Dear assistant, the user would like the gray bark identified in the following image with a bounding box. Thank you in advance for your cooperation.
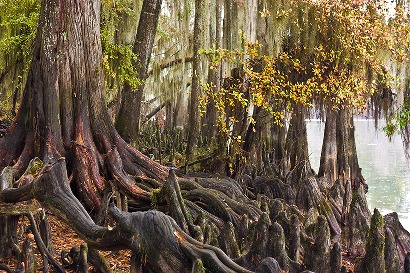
[116,0,163,143]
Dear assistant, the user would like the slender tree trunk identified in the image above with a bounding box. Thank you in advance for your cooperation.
[116,0,162,143]
[203,0,221,140]
[223,0,231,51]
[186,0,204,163]
[270,120,287,176]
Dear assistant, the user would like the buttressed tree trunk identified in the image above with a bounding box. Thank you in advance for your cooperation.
[0,0,167,209]
[116,0,162,143]
[0,1,275,272]
[336,108,361,182]
[319,107,363,190]
[285,104,313,185]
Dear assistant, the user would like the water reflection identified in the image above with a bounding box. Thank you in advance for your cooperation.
[306,119,410,230]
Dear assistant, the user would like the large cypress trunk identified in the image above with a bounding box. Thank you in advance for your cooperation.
[336,109,361,183]
[0,0,168,210]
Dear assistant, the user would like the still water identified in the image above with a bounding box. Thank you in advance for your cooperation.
[307,119,410,231]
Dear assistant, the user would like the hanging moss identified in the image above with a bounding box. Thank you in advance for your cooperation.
[0,0,40,115]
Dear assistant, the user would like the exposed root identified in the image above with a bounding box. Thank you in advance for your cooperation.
[115,136,168,181]
[176,228,253,273]
[165,170,194,233]
[10,132,35,181]
[106,147,151,202]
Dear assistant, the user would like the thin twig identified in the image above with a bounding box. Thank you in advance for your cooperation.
[26,212,66,273]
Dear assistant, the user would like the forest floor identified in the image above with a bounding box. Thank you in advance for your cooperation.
[0,212,131,272]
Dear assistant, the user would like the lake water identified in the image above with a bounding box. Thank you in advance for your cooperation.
[307,119,410,231]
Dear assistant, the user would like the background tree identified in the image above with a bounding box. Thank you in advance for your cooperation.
[115,0,163,143]
[186,0,205,165]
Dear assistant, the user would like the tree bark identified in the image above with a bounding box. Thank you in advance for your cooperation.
[285,105,313,185]
[202,0,221,140]
[318,108,337,185]
[115,0,163,143]
[186,0,205,163]
[336,109,360,182]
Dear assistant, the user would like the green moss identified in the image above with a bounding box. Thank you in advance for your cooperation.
[192,259,206,273]
[361,208,386,273]
[367,208,385,254]
[319,200,332,216]
[150,186,165,208]
[24,157,44,176]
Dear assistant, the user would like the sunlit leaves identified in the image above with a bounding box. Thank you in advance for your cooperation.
[384,106,410,140]
[200,0,409,145]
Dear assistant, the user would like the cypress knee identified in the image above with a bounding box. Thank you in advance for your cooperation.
[289,214,301,262]
[330,242,342,273]
[356,208,385,273]
[405,252,410,273]
[270,222,289,271]
[384,228,400,273]
[305,215,331,273]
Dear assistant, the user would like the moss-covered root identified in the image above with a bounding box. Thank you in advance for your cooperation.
[355,208,385,273]
[384,228,401,273]
[305,215,331,273]
[88,247,112,273]
[165,170,194,234]
[77,243,88,273]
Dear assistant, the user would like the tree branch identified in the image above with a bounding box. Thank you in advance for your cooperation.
[147,56,194,77]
